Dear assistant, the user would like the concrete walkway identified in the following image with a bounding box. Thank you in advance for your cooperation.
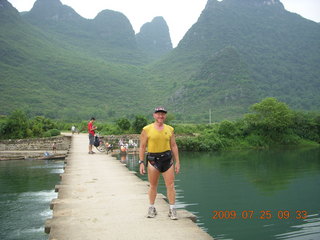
[46,133,213,240]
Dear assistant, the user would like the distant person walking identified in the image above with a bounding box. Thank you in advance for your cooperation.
[139,107,180,220]
[88,117,97,154]
[71,125,76,134]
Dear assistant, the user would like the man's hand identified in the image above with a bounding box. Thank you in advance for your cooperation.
[175,162,180,174]
[140,164,146,175]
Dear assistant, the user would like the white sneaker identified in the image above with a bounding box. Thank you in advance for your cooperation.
[168,208,178,220]
[147,206,157,218]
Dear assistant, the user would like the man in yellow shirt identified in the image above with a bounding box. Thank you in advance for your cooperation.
[139,107,180,220]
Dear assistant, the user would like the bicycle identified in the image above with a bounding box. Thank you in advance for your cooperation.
[94,133,114,153]
[94,133,106,152]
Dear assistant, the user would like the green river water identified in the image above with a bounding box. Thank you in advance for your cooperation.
[122,147,320,240]
[0,160,64,240]
[0,147,319,240]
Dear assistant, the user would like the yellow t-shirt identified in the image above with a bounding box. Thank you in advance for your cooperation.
[143,123,174,153]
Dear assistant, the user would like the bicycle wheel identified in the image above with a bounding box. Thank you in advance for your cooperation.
[96,144,106,152]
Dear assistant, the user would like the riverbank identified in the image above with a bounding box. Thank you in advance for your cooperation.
[46,133,213,240]
[175,133,320,152]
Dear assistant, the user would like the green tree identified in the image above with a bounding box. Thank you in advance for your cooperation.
[116,118,131,132]
[1,110,31,139]
[218,120,237,138]
[165,113,175,125]
[245,97,293,140]
[291,112,320,143]
[132,115,148,133]
[32,116,56,131]
[30,116,57,137]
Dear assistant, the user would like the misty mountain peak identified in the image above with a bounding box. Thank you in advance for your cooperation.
[35,0,62,6]
[0,0,14,9]
[94,9,132,26]
[27,0,82,21]
[93,9,136,48]
[136,16,172,58]
[0,0,20,22]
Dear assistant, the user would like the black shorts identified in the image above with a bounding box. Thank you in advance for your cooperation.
[147,150,173,173]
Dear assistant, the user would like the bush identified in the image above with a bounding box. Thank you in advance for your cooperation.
[291,112,320,143]
[176,137,201,151]
[173,124,203,135]
[176,134,226,152]
[245,134,268,148]
[218,120,237,137]
[132,115,148,133]
[100,123,122,135]
[1,110,30,139]
[44,129,60,137]
[116,118,131,132]
[43,131,52,137]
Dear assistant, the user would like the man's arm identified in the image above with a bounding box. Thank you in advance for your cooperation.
[139,130,148,175]
[170,133,180,174]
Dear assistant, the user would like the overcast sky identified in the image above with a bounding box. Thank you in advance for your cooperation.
[7,0,320,47]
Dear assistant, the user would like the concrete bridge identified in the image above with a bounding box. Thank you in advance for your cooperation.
[45,133,213,240]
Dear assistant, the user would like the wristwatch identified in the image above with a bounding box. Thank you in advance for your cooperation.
[139,160,144,164]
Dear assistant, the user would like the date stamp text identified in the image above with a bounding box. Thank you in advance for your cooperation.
[212,210,308,220]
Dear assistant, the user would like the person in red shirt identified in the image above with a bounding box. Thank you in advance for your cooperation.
[88,117,97,154]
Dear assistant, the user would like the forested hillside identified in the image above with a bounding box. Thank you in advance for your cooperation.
[1,0,319,122]
[151,0,320,121]
[0,0,155,120]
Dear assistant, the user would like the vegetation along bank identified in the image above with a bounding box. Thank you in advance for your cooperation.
[1,98,319,151]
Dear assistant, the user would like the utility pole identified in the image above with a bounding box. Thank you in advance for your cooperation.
[209,109,211,124]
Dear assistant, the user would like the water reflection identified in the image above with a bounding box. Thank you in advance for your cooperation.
[115,147,320,240]
[118,152,139,169]
[184,147,320,194]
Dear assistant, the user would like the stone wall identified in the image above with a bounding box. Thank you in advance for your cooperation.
[104,134,139,143]
[0,135,71,152]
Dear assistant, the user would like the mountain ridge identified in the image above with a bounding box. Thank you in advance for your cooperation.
[152,0,320,120]
[1,0,319,122]
[0,0,156,120]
